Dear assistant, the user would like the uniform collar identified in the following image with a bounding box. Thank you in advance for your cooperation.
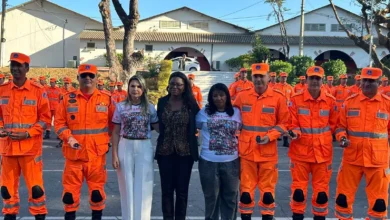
[359,92,382,101]
[303,89,326,101]
[75,88,99,97]
[11,79,31,90]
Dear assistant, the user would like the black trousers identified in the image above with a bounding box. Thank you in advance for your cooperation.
[157,153,194,220]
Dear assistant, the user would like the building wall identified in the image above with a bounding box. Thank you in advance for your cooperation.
[135,9,247,34]
[0,0,102,67]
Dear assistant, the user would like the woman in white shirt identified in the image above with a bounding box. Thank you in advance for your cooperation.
[111,75,159,220]
[196,83,242,220]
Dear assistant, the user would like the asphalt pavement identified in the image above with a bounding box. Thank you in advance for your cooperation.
[0,131,388,220]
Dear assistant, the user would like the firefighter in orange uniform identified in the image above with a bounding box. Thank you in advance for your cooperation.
[108,82,116,94]
[332,74,351,110]
[230,68,254,100]
[274,72,294,100]
[269,72,277,88]
[234,63,290,220]
[97,80,104,91]
[39,76,49,90]
[334,67,390,220]
[0,74,5,85]
[294,76,307,93]
[45,78,62,139]
[188,73,203,108]
[61,78,76,96]
[378,77,388,94]
[348,75,361,95]
[323,76,334,94]
[0,52,50,220]
[39,76,51,139]
[229,72,240,90]
[55,64,115,220]
[112,82,127,103]
[288,66,338,220]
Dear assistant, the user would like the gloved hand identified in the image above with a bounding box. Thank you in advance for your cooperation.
[68,136,80,149]
[339,136,350,148]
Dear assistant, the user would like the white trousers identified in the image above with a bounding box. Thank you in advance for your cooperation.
[117,138,154,220]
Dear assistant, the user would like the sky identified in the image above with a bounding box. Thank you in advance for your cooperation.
[8,0,362,30]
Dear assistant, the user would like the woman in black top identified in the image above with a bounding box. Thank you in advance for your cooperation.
[155,71,200,220]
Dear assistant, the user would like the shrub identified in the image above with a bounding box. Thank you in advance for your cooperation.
[288,55,315,77]
[321,59,347,79]
[147,60,172,105]
[270,60,294,84]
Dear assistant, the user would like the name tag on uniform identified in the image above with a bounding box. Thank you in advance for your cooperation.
[23,99,37,106]
[262,106,275,114]
[96,105,108,112]
[298,108,310,115]
[347,109,360,117]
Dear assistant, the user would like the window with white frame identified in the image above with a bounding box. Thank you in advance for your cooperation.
[159,20,181,29]
[331,24,353,32]
[188,22,209,30]
[86,42,95,51]
[305,23,326,31]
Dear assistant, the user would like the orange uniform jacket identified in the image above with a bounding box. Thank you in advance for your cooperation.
[273,82,294,100]
[230,80,254,100]
[322,84,334,95]
[268,82,277,88]
[379,86,390,96]
[294,83,307,94]
[55,89,115,162]
[228,81,238,90]
[348,85,361,95]
[192,84,203,108]
[0,80,51,156]
[335,92,390,168]
[112,90,127,103]
[47,86,62,111]
[61,87,76,96]
[288,90,338,163]
[233,87,290,162]
[332,85,351,107]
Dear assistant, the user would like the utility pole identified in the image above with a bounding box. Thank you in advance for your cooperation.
[368,0,374,67]
[298,0,305,56]
[0,0,7,67]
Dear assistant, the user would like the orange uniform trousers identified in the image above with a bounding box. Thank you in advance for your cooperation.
[62,155,107,212]
[335,162,389,220]
[290,160,332,216]
[239,158,278,216]
[1,155,47,215]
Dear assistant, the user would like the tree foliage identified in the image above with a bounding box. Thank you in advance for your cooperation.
[321,59,347,79]
[270,60,294,84]
[288,55,315,77]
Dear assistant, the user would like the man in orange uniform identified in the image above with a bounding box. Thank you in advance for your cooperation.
[234,63,290,220]
[230,68,254,100]
[229,72,240,90]
[97,80,104,91]
[378,77,388,94]
[45,78,62,139]
[0,52,50,220]
[269,72,277,88]
[294,76,307,93]
[188,73,203,108]
[112,82,127,103]
[61,78,76,95]
[348,75,361,95]
[55,64,115,220]
[332,74,351,110]
[322,76,334,94]
[288,66,338,220]
[0,74,5,85]
[108,82,116,94]
[334,67,390,220]
[39,76,51,139]
[39,76,49,90]
[274,72,294,100]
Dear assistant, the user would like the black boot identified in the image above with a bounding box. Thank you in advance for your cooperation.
[64,211,76,220]
[292,213,304,220]
[262,214,274,220]
[241,214,252,220]
[92,210,103,220]
[313,216,326,220]
[35,214,46,220]
[4,214,16,220]
[43,130,50,139]
[283,136,289,147]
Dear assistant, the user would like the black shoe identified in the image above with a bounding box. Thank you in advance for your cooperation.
[292,213,304,220]
[43,131,50,139]
[35,214,46,220]
[4,214,16,220]
[313,216,326,220]
[283,136,289,147]
[241,214,252,220]
[92,210,103,220]
[56,140,63,148]
[262,214,274,220]
[64,211,76,220]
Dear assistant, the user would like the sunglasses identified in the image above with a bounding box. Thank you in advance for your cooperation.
[80,73,96,79]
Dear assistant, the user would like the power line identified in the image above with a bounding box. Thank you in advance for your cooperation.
[218,0,264,19]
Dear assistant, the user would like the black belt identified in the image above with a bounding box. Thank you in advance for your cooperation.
[122,136,148,140]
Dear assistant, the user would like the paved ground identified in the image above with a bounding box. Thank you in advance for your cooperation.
[0,131,388,219]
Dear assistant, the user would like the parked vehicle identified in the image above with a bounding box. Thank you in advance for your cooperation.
[170,56,200,71]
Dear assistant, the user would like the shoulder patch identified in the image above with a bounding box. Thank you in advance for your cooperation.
[345,93,359,101]
[69,93,76,98]
[100,90,112,97]
[272,88,284,96]
[381,93,390,100]
[291,91,304,98]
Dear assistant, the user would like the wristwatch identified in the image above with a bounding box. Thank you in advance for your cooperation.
[25,131,31,139]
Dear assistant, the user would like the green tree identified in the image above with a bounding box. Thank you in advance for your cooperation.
[251,35,270,63]
[288,55,315,77]
[148,60,173,104]
[321,59,347,79]
[270,60,294,84]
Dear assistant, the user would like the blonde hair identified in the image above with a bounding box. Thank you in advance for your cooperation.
[124,75,150,115]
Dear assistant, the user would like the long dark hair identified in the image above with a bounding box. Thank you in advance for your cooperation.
[206,83,234,116]
[168,71,198,109]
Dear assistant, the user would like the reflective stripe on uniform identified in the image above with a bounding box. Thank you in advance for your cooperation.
[67,107,78,113]
[28,200,46,207]
[320,109,329,116]
[72,127,108,135]
[4,123,32,129]
[377,112,389,120]
[347,110,359,117]
[274,125,285,134]
[0,99,9,105]
[259,206,275,212]
[347,130,388,139]
[57,126,68,135]
[4,202,20,208]
[96,106,108,112]
[312,206,327,213]
[35,155,42,163]
[262,107,275,114]
[335,128,346,135]
[369,215,386,220]
[239,205,254,212]
[298,108,310,115]
[335,211,353,219]
[242,125,272,132]
[242,105,252,112]
[37,120,47,130]
[301,126,330,134]
[89,200,105,207]
[385,168,390,175]
[23,99,37,106]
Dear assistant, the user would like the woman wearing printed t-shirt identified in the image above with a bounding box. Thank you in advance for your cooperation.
[111,75,159,220]
[196,83,242,220]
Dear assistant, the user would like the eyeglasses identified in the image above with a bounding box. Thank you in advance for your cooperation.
[169,83,184,88]
[80,73,96,79]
